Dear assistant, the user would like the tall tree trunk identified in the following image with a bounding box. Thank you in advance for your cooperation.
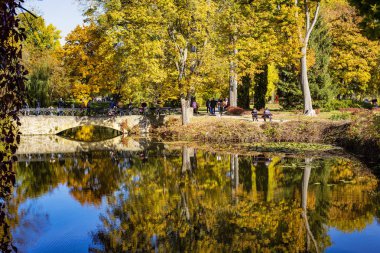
[229,65,238,107]
[230,154,235,196]
[301,46,314,115]
[234,154,239,203]
[251,164,258,201]
[266,159,275,202]
[229,39,238,107]
[180,95,191,125]
[296,0,320,116]
[234,154,239,190]
[230,154,239,203]
[190,148,197,172]
[181,146,192,221]
[238,75,251,109]
[177,45,191,125]
[254,65,269,110]
[302,158,320,253]
[181,190,190,221]
[182,145,191,174]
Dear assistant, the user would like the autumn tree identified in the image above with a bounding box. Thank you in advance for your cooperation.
[19,13,69,106]
[323,0,380,97]
[164,0,216,124]
[95,0,171,104]
[216,0,299,109]
[215,0,241,107]
[63,24,105,103]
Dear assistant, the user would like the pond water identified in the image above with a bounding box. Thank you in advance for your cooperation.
[57,126,122,142]
[2,136,380,252]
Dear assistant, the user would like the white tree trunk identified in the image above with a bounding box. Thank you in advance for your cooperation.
[234,154,239,190]
[302,158,319,253]
[229,36,238,107]
[301,46,314,115]
[301,158,311,211]
[229,60,238,107]
[181,95,191,125]
[230,154,239,203]
[296,0,320,116]
[182,145,191,173]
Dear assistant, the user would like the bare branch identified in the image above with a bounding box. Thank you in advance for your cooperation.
[304,0,310,31]
[305,1,320,45]
[16,4,38,18]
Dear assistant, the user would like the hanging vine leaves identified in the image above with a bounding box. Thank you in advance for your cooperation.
[0,0,27,252]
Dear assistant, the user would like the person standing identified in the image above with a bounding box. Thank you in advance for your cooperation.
[192,100,198,114]
[71,103,75,116]
[224,98,229,110]
[128,101,133,115]
[210,98,217,115]
[87,98,92,116]
[57,98,64,116]
[206,99,211,114]
[24,102,30,116]
[141,101,148,115]
[217,98,221,114]
[36,100,41,116]
[218,98,225,116]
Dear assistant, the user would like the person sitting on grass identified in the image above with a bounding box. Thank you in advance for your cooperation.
[251,108,258,121]
[263,108,272,122]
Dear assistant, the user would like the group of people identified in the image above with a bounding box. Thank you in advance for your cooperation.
[364,98,379,108]
[205,98,229,115]
[195,97,273,121]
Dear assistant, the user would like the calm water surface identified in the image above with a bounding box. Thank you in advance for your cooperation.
[4,136,380,252]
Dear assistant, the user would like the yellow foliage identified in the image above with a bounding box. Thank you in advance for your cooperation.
[323,0,380,94]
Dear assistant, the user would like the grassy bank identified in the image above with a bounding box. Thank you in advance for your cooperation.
[153,112,380,166]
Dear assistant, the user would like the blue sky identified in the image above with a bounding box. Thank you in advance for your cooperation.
[25,0,85,44]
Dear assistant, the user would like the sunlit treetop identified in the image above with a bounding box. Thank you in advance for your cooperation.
[18,13,61,50]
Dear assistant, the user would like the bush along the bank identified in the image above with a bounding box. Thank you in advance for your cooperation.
[325,113,380,164]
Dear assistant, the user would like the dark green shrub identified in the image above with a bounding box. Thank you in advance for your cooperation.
[322,99,373,111]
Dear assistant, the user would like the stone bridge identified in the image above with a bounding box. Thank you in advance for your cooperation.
[19,115,151,135]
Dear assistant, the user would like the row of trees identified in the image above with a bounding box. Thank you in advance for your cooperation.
[21,0,380,123]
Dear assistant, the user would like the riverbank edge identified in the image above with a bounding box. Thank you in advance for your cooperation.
[152,117,380,167]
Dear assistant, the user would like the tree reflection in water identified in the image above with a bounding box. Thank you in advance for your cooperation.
[0,144,379,252]
[88,146,379,253]
[0,141,19,253]
[15,151,133,206]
